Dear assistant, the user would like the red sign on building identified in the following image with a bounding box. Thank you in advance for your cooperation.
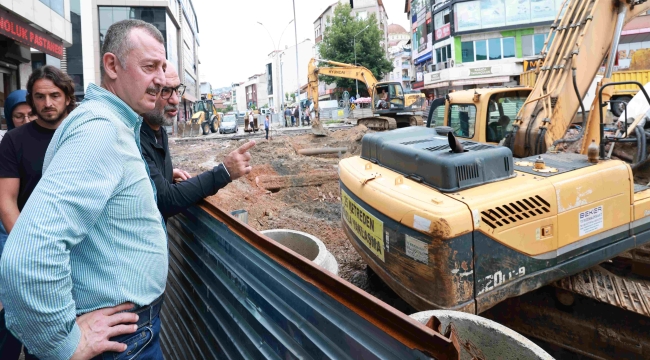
[0,9,64,59]
[435,24,451,41]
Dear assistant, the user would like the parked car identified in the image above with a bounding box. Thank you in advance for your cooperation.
[219,114,239,134]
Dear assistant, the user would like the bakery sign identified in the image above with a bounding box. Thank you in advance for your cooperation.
[0,10,64,59]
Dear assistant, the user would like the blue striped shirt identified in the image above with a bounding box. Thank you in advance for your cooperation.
[0,84,168,360]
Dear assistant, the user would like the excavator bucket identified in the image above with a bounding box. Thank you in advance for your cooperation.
[177,121,200,138]
[312,116,329,136]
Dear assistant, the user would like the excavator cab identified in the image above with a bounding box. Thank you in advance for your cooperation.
[426,88,530,143]
[373,83,405,111]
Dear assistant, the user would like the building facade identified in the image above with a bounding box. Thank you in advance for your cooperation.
[266,39,313,111]
[405,0,565,97]
[0,0,73,128]
[76,0,200,127]
[313,0,390,100]
[387,24,411,89]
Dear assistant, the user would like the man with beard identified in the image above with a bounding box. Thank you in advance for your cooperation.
[0,65,75,360]
[0,66,75,236]
[141,62,255,221]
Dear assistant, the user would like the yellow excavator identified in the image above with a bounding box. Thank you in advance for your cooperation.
[339,0,650,357]
[307,58,426,135]
[186,94,222,136]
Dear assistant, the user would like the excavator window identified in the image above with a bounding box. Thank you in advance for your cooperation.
[449,104,476,138]
[485,91,528,143]
[194,101,207,113]
[375,84,405,110]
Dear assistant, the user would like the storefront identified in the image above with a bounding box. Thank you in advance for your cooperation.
[423,61,522,96]
[0,8,64,128]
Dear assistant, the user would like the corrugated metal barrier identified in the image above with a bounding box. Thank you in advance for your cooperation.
[160,202,459,359]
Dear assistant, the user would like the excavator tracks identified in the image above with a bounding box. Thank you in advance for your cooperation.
[358,116,397,131]
[554,264,650,317]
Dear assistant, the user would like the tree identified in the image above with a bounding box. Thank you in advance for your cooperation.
[317,4,393,97]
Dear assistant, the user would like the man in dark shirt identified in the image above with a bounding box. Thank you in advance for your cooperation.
[0,66,75,359]
[141,62,255,221]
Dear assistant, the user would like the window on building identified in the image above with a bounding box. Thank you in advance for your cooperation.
[39,0,64,16]
[99,7,168,54]
[475,40,487,61]
[488,38,501,60]
[503,37,515,58]
[449,104,477,138]
[434,8,450,30]
[462,41,475,63]
[522,34,549,57]
[534,34,546,55]
[435,45,452,65]
[357,11,368,20]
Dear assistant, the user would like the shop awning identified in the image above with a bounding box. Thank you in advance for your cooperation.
[415,52,432,65]
[422,82,450,89]
[451,76,512,86]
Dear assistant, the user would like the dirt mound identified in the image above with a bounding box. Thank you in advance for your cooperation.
[331,124,371,142]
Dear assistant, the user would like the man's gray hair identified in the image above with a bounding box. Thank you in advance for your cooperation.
[100,19,165,79]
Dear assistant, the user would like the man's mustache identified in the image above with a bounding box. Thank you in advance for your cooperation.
[147,85,162,96]
[164,105,178,113]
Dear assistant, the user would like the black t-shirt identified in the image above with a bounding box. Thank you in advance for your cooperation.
[0,121,56,211]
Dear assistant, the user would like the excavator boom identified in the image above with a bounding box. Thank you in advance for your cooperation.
[511,0,650,158]
[308,59,378,135]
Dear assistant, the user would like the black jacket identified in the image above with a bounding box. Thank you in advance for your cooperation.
[140,123,231,221]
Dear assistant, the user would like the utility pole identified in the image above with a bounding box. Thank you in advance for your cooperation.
[292,0,300,109]
[354,25,370,98]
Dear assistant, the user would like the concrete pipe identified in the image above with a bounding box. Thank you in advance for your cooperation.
[410,310,553,360]
[297,147,348,156]
[261,229,338,276]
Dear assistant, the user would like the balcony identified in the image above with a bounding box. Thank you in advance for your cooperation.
[402,76,411,81]
[402,63,411,69]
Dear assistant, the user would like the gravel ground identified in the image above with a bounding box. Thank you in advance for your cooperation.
[168,126,417,314]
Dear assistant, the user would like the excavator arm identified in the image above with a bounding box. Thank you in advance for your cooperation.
[308,58,379,135]
[510,0,650,158]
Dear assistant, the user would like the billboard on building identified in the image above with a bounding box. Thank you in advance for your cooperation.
[455,0,566,32]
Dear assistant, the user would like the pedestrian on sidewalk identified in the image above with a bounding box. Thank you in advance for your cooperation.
[141,61,254,222]
[249,111,256,132]
[0,19,169,360]
[0,66,75,360]
[264,114,270,140]
[304,107,311,126]
[284,107,291,127]
[293,106,299,127]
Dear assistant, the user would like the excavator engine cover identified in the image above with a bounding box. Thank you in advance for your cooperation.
[361,127,515,192]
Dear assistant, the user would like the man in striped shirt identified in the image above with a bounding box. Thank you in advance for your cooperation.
[0,20,170,360]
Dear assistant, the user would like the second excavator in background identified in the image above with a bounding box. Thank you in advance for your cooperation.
[307,58,426,135]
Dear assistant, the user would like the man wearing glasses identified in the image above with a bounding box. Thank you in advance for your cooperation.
[141,62,255,222]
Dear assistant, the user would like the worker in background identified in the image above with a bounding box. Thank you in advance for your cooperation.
[264,114,270,140]
[0,66,76,360]
[0,20,169,359]
[284,106,291,127]
[141,61,255,222]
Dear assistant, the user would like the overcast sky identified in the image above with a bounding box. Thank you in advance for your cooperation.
[194,0,410,89]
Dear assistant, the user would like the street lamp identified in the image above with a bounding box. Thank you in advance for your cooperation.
[354,25,370,98]
[258,20,294,114]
